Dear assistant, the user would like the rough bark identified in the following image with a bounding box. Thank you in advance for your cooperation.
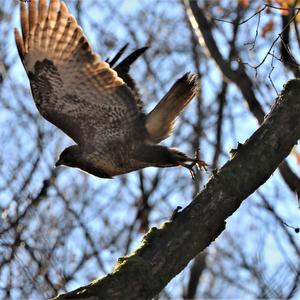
[53,79,300,300]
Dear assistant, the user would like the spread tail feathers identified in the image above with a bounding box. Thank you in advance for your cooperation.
[146,73,200,143]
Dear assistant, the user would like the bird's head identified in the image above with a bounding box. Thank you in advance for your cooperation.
[55,145,111,178]
[55,145,82,168]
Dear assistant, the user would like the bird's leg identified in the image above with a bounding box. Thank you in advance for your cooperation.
[180,149,208,180]
[133,145,207,180]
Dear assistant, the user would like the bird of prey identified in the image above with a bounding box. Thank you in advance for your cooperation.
[15,0,207,179]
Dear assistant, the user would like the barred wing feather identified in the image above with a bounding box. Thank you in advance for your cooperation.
[14,0,141,146]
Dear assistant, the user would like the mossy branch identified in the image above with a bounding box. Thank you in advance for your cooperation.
[53,80,300,300]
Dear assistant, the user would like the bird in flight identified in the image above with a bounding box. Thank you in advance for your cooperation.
[15,0,207,179]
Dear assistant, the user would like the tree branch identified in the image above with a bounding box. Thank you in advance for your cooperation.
[53,80,300,299]
[183,252,207,299]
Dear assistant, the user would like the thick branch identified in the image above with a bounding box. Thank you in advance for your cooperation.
[53,80,300,299]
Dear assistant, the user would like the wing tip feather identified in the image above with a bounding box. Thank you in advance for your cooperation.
[29,0,37,31]
[16,0,125,91]
[20,0,28,38]
[14,27,25,60]
[60,1,69,14]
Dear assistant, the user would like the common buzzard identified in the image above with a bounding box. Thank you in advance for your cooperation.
[15,0,207,179]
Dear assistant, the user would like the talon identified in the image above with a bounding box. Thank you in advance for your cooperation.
[179,149,208,179]
[196,160,208,171]
[194,149,208,171]
[189,168,196,180]
[184,163,197,180]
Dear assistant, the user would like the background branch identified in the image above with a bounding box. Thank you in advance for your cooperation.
[184,0,300,197]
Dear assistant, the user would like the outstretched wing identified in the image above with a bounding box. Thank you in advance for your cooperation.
[14,0,143,146]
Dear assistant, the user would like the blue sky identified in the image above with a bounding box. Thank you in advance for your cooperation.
[1,1,299,298]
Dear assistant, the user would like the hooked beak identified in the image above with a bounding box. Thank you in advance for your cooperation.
[55,159,62,167]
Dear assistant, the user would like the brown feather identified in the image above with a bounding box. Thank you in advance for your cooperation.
[15,0,143,149]
[20,1,28,52]
[29,0,37,33]
[15,0,204,178]
[14,28,25,60]
[146,73,200,143]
